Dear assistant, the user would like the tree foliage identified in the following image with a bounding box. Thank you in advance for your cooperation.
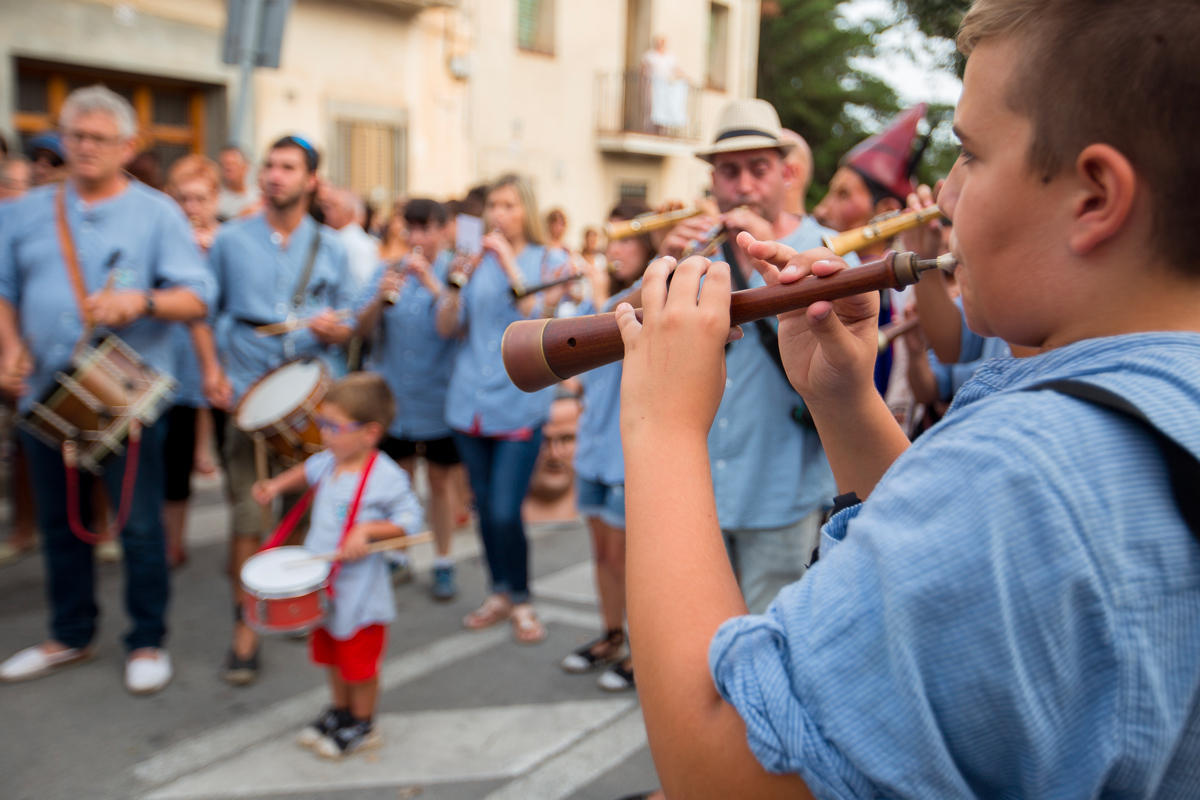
[758,0,899,208]
[758,0,966,207]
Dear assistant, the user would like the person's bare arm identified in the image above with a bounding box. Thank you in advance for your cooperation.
[738,232,910,497]
[86,287,207,327]
[0,299,29,398]
[897,185,962,363]
[435,287,464,339]
[615,256,812,800]
[906,336,940,406]
[189,322,233,410]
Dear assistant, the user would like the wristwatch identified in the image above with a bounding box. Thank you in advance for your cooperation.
[143,290,156,318]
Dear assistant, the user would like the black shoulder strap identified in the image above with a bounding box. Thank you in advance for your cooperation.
[291,227,323,311]
[723,241,788,378]
[1029,379,1200,542]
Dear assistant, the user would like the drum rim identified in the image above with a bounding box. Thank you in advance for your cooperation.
[240,546,331,597]
[234,358,329,431]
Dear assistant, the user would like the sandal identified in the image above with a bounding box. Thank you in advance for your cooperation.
[463,594,512,630]
[597,656,635,692]
[510,603,547,644]
[560,628,625,673]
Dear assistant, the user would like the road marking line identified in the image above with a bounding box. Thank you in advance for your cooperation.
[145,699,637,799]
[134,625,510,787]
[481,706,649,800]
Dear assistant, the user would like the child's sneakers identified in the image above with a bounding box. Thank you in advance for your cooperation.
[315,718,381,759]
[297,706,350,750]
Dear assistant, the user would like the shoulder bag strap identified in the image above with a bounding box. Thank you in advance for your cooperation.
[291,226,323,312]
[56,185,93,328]
[1028,379,1200,542]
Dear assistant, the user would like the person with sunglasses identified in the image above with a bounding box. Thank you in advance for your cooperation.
[202,134,357,686]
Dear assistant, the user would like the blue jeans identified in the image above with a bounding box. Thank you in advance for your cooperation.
[20,418,169,652]
[453,431,543,604]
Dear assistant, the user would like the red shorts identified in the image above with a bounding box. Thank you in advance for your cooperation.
[309,624,387,683]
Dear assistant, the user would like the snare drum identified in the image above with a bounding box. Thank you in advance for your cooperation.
[240,546,331,635]
[235,359,329,465]
[19,334,176,473]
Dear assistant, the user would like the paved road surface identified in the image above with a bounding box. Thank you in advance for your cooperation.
[0,472,660,800]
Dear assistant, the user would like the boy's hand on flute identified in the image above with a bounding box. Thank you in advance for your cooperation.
[615,255,742,443]
[736,231,880,414]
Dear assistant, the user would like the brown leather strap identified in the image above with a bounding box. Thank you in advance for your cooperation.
[55,185,92,328]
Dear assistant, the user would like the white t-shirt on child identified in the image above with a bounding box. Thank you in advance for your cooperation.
[303,450,424,639]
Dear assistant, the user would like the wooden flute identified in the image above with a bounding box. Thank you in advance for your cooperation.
[501,251,956,393]
[823,205,943,256]
[604,206,701,239]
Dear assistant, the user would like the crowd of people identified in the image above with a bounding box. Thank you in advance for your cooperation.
[1,0,1199,794]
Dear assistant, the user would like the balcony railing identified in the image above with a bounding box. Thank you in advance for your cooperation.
[595,71,702,144]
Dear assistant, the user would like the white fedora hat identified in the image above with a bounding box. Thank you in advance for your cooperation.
[695,98,797,163]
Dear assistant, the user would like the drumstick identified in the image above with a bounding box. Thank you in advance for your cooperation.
[286,531,435,566]
[254,309,354,337]
[253,435,272,531]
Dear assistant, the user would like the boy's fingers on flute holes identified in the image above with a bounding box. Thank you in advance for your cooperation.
[663,255,710,311]
[614,302,642,345]
[640,257,675,313]
[737,231,796,269]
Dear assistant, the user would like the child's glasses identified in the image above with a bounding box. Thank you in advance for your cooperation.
[315,416,364,435]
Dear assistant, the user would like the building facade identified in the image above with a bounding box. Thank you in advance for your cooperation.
[0,0,760,239]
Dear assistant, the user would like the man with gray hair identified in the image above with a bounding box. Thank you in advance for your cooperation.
[320,185,378,293]
[0,85,213,695]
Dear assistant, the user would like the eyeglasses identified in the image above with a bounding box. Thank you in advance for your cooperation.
[315,416,364,435]
[63,130,122,148]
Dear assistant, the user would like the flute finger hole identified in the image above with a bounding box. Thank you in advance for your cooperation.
[567,338,577,348]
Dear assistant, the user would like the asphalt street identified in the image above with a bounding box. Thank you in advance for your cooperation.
[0,472,660,800]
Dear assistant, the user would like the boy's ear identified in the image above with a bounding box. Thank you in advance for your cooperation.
[365,421,386,445]
[1068,143,1137,257]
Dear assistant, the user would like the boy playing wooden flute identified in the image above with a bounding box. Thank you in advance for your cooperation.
[613,1,1200,798]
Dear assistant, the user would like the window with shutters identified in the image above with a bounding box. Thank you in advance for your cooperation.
[333,119,407,206]
[13,59,209,172]
[517,0,555,55]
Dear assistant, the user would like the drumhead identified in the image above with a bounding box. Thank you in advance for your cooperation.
[241,546,330,598]
[237,360,325,430]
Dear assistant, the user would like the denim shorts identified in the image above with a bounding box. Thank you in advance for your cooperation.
[576,478,625,529]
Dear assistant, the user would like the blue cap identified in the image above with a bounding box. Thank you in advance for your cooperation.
[27,132,65,162]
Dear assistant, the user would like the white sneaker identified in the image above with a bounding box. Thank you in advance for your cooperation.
[0,644,93,682]
[125,649,172,695]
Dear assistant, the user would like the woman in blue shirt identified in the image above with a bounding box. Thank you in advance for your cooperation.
[356,199,462,601]
[560,201,653,690]
[436,175,569,644]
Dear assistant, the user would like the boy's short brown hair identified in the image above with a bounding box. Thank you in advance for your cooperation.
[323,373,395,430]
[958,0,1200,274]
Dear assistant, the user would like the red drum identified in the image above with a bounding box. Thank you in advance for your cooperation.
[240,546,331,635]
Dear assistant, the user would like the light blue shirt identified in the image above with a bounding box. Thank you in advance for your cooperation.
[444,245,570,435]
[707,215,850,530]
[711,333,1200,799]
[574,284,639,486]
[359,250,458,440]
[303,450,424,639]
[929,335,1012,401]
[0,182,213,414]
[208,213,355,402]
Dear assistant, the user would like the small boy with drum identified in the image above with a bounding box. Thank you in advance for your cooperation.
[252,372,423,758]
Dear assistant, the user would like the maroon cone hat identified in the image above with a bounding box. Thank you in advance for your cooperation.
[842,103,928,202]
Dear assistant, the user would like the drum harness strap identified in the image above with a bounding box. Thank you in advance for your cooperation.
[257,450,380,599]
[55,185,144,545]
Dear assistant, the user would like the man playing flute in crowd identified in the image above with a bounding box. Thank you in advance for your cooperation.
[614,0,1200,797]
[658,99,850,615]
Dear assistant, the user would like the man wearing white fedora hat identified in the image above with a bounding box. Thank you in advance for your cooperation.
[658,98,854,616]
